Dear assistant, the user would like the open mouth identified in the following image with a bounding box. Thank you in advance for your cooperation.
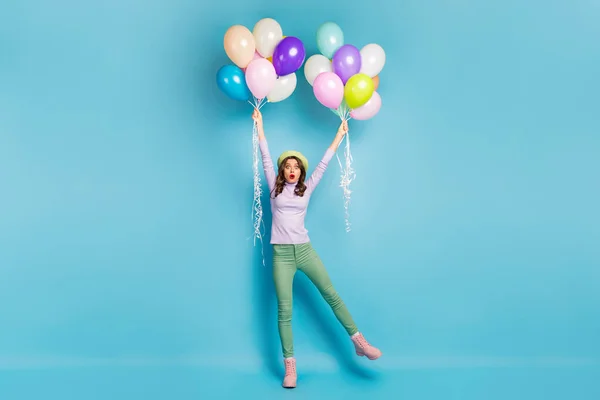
[289,174,295,179]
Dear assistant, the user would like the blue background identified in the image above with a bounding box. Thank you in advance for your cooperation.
[1,0,599,399]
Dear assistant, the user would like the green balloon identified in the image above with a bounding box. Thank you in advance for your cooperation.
[316,22,344,59]
[344,74,374,109]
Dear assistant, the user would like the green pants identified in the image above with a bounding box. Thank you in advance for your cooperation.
[273,242,358,358]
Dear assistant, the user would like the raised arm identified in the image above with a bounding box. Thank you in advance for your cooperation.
[306,120,348,193]
[253,109,276,193]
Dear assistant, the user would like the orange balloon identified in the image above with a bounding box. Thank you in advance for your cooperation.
[372,75,380,91]
[224,25,255,68]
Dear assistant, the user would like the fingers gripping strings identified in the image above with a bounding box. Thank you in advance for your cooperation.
[335,103,355,232]
[249,96,267,264]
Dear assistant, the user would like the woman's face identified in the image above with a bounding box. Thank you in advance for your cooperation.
[284,158,301,184]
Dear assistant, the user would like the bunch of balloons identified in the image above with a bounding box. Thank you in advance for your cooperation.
[305,22,385,121]
[216,19,306,255]
[216,18,306,107]
[304,22,386,231]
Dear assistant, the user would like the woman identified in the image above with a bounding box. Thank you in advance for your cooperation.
[253,109,381,389]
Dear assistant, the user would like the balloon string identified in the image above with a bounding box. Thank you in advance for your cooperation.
[335,102,351,120]
[248,96,267,110]
[249,96,267,265]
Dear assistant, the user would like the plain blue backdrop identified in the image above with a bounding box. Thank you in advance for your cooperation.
[1,0,599,399]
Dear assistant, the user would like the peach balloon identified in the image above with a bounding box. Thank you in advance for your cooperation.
[224,25,256,68]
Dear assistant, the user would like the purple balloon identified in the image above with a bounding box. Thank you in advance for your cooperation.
[332,44,361,84]
[272,36,306,76]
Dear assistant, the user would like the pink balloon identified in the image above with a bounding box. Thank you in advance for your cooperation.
[243,51,264,72]
[350,91,381,120]
[313,72,344,109]
[245,58,276,99]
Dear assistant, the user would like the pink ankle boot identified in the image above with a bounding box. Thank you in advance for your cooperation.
[351,333,382,360]
[282,358,297,388]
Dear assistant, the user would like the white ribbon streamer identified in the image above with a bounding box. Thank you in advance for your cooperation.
[251,119,264,246]
[248,96,267,264]
[334,104,355,232]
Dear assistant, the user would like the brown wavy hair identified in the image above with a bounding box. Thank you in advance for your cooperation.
[271,156,307,198]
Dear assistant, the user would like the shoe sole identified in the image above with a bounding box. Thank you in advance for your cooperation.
[356,351,382,360]
[283,378,297,389]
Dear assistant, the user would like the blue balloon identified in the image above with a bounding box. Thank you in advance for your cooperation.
[216,65,250,101]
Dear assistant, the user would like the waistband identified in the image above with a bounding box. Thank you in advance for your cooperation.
[272,242,312,248]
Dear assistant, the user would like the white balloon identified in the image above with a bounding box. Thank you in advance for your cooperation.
[267,73,297,103]
[253,18,283,58]
[359,44,386,77]
[303,54,333,86]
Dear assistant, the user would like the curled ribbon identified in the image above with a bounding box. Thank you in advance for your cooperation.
[334,103,355,232]
[249,96,267,264]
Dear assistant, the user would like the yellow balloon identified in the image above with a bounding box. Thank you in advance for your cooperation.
[344,73,374,109]
[224,25,256,68]
[267,36,286,63]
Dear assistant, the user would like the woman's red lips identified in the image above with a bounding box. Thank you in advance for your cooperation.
[290,174,295,179]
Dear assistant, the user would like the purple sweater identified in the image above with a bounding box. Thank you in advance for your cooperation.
[259,138,334,244]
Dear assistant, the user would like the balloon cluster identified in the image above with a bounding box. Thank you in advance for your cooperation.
[216,18,306,106]
[216,19,306,258]
[305,22,385,121]
[304,22,386,231]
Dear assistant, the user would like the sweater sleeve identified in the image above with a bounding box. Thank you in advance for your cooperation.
[305,148,335,194]
[259,138,277,193]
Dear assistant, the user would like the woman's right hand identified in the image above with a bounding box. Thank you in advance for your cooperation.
[252,108,263,126]
[252,108,265,139]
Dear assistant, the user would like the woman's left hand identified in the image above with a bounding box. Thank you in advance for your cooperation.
[329,120,349,152]
[338,120,348,136]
